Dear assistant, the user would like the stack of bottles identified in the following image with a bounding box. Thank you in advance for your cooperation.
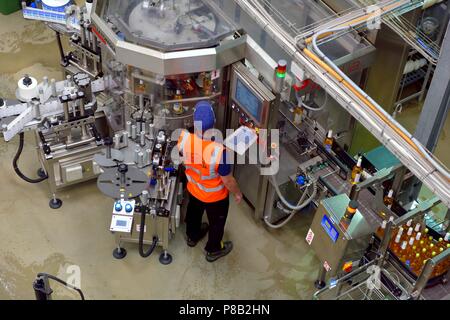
[377,219,450,277]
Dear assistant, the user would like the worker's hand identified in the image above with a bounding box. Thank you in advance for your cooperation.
[234,192,243,204]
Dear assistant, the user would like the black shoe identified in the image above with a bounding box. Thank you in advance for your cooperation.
[187,223,209,247]
[206,241,233,262]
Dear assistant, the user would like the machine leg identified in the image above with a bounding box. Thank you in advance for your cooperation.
[49,194,62,209]
[314,266,327,289]
[113,245,127,259]
[159,250,173,265]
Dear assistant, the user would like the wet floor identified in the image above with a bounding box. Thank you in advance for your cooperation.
[0,6,448,300]
[0,9,321,299]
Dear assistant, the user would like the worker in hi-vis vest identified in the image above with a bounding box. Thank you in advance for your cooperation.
[177,101,242,262]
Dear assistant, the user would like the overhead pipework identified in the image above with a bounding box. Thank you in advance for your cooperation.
[235,0,450,207]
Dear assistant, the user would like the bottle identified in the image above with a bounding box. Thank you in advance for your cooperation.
[173,90,183,114]
[391,234,402,254]
[349,173,361,200]
[437,237,445,249]
[415,232,422,242]
[203,72,212,95]
[351,157,363,183]
[406,219,413,228]
[324,130,334,152]
[399,241,408,262]
[377,220,387,238]
[411,252,422,275]
[397,227,404,239]
[444,232,450,242]
[339,200,358,231]
[419,240,425,250]
[293,106,304,125]
[407,227,414,237]
[414,223,421,233]
[384,189,394,209]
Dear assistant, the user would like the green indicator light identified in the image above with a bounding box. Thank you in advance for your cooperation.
[276,72,286,78]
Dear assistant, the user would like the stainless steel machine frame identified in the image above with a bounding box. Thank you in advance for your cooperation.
[308,194,373,286]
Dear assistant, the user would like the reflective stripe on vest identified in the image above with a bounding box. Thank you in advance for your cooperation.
[186,175,225,193]
[209,146,221,179]
[179,130,190,154]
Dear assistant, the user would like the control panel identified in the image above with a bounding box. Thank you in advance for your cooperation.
[230,62,276,129]
[110,199,136,233]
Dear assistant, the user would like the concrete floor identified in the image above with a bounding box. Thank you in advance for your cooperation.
[1,8,449,300]
[0,10,321,300]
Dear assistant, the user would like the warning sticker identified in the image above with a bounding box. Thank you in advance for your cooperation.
[323,261,332,272]
[305,228,314,245]
[136,224,147,233]
[211,69,221,80]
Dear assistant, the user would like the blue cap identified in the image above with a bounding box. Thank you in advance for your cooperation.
[193,101,215,132]
[296,175,306,186]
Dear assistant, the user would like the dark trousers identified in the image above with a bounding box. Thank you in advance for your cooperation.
[185,193,229,253]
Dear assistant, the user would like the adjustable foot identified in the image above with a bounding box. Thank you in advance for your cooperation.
[49,198,62,209]
[113,247,127,259]
[314,280,326,290]
[159,250,172,265]
[37,168,47,179]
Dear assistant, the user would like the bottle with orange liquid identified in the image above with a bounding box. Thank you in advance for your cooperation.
[324,130,334,153]
[383,189,395,209]
[390,234,402,254]
[351,157,363,183]
[202,72,212,95]
[410,252,422,275]
[376,220,387,238]
[399,241,408,262]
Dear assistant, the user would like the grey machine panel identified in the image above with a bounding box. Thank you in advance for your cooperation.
[309,194,373,277]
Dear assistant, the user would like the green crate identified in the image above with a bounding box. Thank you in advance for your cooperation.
[0,0,22,15]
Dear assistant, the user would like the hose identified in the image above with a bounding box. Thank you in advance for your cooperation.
[309,27,450,181]
[138,211,158,258]
[36,273,85,300]
[296,90,328,112]
[13,132,48,183]
[264,175,317,229]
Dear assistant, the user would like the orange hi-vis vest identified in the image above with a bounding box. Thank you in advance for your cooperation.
[177,130,229,203]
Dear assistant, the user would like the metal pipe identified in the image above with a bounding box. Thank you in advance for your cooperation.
[234,0,450,207]
[63,102,70,122]
[55,31,65,63]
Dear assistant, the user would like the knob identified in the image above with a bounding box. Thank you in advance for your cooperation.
[125,203,133,213]
[114,202,123,212]
[118,164,128,174]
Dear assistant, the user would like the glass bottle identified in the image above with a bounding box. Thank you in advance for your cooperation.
[351,157,363,183]
[324,130,334,152]
[383,189,394,209]
[293,106,304,125]
[399,241,408,262]
[173,90,183,114]
[202,72,212,95]
[339,200,358,231]
[390,234,402,254]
